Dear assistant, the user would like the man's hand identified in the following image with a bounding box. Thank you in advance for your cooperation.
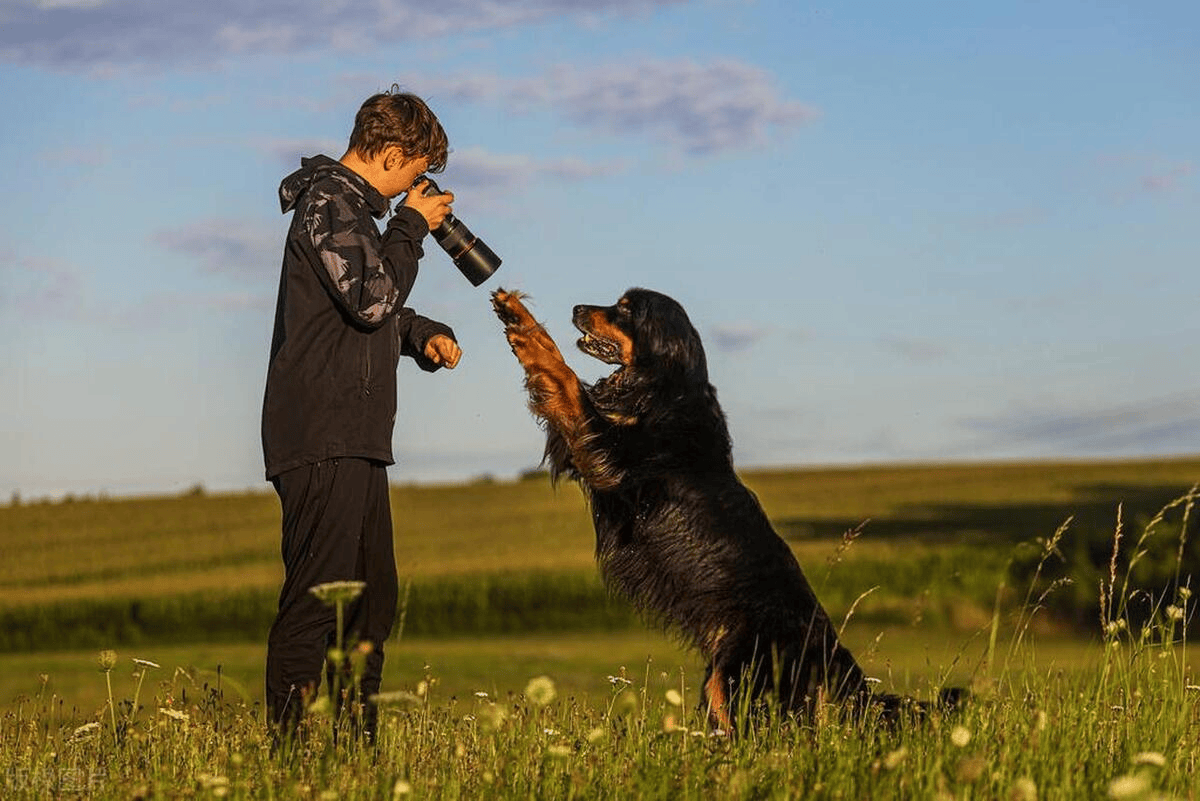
[424,334,461,369]
[403,180,454,232]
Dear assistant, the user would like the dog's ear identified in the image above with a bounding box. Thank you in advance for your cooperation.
[627,290,708,382]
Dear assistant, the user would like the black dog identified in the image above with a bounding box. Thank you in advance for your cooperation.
[492,287,959,728]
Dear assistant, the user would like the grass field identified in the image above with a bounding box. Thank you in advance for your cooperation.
[1,456,1198,797]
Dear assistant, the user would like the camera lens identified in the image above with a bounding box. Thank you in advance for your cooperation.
[414,176,501,287]
[433,219,501,287]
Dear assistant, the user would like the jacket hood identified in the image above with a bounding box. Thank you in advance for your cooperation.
[278,155,388,217]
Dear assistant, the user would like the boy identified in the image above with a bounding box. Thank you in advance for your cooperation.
[261,88,461,744]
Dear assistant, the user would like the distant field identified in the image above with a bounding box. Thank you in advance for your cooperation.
[1,456,1197,653]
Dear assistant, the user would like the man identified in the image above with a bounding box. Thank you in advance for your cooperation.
[262,88,461,744]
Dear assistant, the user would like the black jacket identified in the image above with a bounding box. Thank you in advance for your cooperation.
[262,155,454,479]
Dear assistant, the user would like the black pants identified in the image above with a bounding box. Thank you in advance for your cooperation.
[265,458,398,739]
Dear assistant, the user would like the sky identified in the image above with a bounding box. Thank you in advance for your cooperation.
[2,0,1198,499]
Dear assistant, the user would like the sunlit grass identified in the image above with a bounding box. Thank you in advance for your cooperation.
[0,625,1195,799]
[1,462,1198,796]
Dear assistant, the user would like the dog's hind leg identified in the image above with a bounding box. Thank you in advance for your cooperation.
[703,666,733,733]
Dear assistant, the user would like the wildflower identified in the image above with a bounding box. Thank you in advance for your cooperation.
[525,675,557,707]
[882,747,908,770]
[1166,605,1184,621]
[308,580,366,606]
[371,690,423,708]
[97,650,118,672]
[1010,777,1038,801]
[1132,751,1166,768]
[392,779,412,797]
[416,680,429,697]
[607,674,632,686]
[950,725,972,748]
[132,658,161,669]
[611,691,638,717]
[159,708,189,722]
[474,691,489,698]
[477,703,507,731]
[1107,773,1151,800]
[665,689,683,706]
[71,722,101,740]
[663,714,681,732]
[199,774,229,790]
[1179,587,1192,601]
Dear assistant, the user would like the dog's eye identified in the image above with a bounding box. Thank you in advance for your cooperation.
[616,299,632,317]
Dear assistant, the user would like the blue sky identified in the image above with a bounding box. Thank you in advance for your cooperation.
[2,0,1197,498]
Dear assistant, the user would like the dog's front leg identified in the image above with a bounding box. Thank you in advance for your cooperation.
[492,289,585,430]
[492,289,620,490]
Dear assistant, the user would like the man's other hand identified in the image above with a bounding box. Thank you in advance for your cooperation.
[424,334,461,369]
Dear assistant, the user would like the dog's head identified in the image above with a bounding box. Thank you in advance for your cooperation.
[572,288,707,381]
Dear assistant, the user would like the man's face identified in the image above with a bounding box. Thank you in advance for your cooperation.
[379,152,430,199]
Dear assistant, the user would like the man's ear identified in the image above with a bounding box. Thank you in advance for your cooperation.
[382,146,407,172]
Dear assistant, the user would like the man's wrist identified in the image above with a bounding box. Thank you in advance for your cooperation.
[389,205,429,238]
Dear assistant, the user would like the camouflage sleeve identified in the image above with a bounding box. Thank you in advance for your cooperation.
[301,187,409,329]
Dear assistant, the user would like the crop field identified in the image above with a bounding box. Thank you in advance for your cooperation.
[0,456,1198,798]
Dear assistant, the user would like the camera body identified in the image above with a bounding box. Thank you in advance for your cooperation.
[415,176,501,287]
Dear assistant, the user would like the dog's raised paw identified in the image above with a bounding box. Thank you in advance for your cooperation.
[491,288,531,326]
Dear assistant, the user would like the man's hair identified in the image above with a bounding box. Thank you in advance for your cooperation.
[347,86,448,173]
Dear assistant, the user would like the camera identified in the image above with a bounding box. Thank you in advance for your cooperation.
[413,176,501,286]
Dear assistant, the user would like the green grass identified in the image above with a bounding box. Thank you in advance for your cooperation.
[0,624,1195,799]
[1,456,1199,797]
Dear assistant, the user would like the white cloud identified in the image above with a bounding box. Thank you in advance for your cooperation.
[709,322,769,352]
[959,392,1200,456]
[0,0,688,71]
[879,336,950,363]
[421,59,819,155]
[151,219,280,278]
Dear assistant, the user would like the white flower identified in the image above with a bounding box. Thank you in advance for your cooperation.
[665,689,683,706]
[525,676,557,707]
[370,690,423,707]
[392,779,412,797]
[883,747,908,770]
[71,722,101,740]
[159,708,189,722]
[1107,773,1151,800]
[308,580,366,606]
[1010,776,1038,801]
[950,725,972,748]
[1166,605,1184,621]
